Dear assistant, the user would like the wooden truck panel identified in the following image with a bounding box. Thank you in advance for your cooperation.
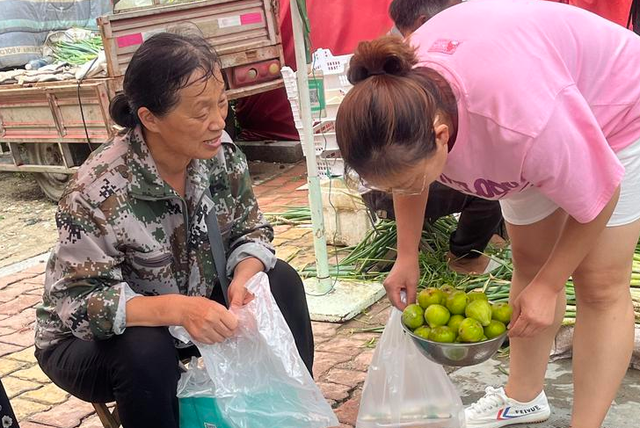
[0,80,114,145]
[99,0,281,77]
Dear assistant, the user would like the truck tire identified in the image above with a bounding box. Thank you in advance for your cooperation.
[27,143,74,201]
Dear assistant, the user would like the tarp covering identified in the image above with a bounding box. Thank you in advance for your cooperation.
[0,0,111,68]
[235,0,394,141]
[553,0,633,27]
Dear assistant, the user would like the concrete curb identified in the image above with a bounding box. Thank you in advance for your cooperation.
[0,250,50,279]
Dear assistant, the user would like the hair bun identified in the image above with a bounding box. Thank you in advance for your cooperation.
[109,92,138,129]
[347,35,418,84]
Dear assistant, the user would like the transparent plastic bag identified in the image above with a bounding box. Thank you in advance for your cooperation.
[356,308,466,428]
[177,357,234,428]
[172,272,338,428]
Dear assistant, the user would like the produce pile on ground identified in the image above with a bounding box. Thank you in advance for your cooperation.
[402,288,512,343]
[267,208,640,326]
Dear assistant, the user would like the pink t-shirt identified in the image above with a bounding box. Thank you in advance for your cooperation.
[411,0,640,223]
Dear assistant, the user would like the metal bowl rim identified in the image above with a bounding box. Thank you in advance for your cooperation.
[401,322,508,347]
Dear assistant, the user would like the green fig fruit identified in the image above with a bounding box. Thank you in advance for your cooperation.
[467,290,489,302]
[466,300,493,327]
[447,314,465,335]
[425,304,451,328]
[402,304,425,330]
[484,320,507,339]
[417,287,446,309]
[458,318,484,343]
[428,326,457,343]
[446,291,469,315]
[440,285,457,297]
[413,325,432,339]
[492,302,514,325]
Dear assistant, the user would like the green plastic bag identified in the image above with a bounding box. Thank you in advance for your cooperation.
[179,396,233,428]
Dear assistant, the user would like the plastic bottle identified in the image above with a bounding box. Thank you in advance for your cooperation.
[25,58,51,70]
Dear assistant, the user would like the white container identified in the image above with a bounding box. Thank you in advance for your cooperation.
[321,178,372,246]
[312,119,338,155]
[317,156,344,178]
[282,47,352,175]
[312,48,353,92]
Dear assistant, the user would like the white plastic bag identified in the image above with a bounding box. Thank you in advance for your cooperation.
[172,272,338,428]
[356,308,466,428]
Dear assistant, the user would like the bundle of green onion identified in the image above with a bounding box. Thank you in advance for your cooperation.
[275,206,640,326]
[264,207,312,226]
[52,36,103,65]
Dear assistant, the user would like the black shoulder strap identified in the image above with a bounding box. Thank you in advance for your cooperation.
[205,187,230,306]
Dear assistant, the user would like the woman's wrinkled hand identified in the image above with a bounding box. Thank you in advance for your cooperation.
[180,296,238,344]
[228,279,255,308]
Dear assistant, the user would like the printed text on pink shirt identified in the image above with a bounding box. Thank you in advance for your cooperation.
[439,174,524,199]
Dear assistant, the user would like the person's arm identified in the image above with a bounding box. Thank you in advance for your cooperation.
[384,190,429,309]
[204,142,276,308]
[509,187,619,337]
[47,195,141,342]
[49,192,238,345]
[228,257,264,307]
[222,142,277,277]
[125,295,184,327]
[126,294,238,344]
[394,191,429,258]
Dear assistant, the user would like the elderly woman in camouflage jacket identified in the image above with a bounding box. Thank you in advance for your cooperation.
[33,33,313,428]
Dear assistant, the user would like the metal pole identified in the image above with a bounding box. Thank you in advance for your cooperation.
[289,0,332,292]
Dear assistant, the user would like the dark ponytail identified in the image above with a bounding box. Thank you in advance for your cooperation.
[108,32,221,129]
[336,35,446,181]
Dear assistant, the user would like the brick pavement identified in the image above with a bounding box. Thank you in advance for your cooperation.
[0,161,386,428]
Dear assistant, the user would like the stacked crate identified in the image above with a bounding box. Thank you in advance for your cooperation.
[282,48,352,178]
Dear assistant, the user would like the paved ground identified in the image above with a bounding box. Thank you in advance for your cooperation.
[454,359,640,428]
[1,162,639,428]
[0,161,293,270]
[0,172,57,269]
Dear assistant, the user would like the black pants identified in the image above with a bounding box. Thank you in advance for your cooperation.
[35,260,313,428]
[631,0,639,35]
[362,182,504,259]
[0,380,19,428]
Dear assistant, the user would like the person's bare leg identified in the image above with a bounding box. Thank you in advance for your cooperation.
[570,219,640,428]
[504,209,568,401]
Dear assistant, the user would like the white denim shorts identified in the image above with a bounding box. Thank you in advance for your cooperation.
[500,138,640,227]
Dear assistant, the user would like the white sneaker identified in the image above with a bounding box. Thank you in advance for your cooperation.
[465,386,551,427]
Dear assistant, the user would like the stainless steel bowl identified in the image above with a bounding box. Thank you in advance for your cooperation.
[401,322,508,367]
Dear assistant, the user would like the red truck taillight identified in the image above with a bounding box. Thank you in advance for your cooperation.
[229,59,281,88]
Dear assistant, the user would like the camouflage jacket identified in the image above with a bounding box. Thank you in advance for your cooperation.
[35,128,275,350]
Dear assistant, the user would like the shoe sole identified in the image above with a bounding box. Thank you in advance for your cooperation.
[468,414,551,428]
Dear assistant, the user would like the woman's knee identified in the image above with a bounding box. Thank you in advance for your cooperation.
[111,327,180,383]
[107,328,180,427]
[267,259,306,300]
[573,266,632,308]
[269,259,303,283]
[266,259,314,372]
